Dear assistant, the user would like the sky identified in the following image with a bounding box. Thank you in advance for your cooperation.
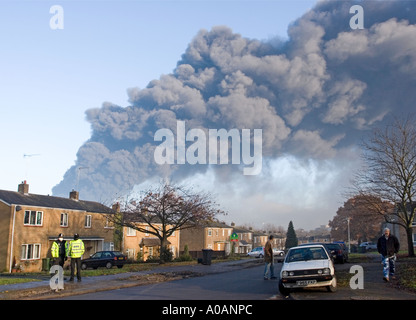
[1,0,415,231]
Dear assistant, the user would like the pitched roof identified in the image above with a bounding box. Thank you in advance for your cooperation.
[0,189,114,214]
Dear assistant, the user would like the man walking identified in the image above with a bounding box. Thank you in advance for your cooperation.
[68,233,85,282]
[377,228,400,282]
[264,235,276,280]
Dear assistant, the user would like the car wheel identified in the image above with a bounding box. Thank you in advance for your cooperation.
[105,262,113,269]
[81,263,87,270]
[117,265,123,269]
[259,254,263,259]
[279,252,284,256]
[327,275,337,292]
[279,280,290,296]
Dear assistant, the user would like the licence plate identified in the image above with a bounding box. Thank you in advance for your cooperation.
[296,280,317,286]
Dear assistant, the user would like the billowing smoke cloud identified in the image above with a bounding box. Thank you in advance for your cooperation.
[53,1,416,228]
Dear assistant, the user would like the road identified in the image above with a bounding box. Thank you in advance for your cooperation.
[40,254,416,302]
[56,264,282,300]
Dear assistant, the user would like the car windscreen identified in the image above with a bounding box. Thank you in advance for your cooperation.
[286,247,328,262]
[112,251,124,256]
[325,244,341,251]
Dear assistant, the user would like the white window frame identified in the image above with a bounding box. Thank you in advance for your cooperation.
[105,215,114,229]
[21,243,41,260]
[127,227,136,236]
[84,215,92,228]
[126,248,135,259]
[24,210,43,226]
[60,212,68,227]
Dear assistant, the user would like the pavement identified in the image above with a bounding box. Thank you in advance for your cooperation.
[0,255,415,300]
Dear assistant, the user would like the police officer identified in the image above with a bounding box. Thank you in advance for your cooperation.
[51,233,67,268]
[68,233,85,282]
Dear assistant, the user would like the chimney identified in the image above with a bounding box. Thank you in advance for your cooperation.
[18,181,29,194]
[69,190,79,201]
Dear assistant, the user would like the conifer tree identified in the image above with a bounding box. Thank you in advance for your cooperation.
[285,221,298,250]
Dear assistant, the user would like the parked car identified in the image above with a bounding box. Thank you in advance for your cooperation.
[359,242,377,251]
[279,244,337,296]
[273,248,285,257]
[299,242,347,264]
[332,241,349,263]
[248,247,285,259]
[247,247,264,258]
[81,251,127,270]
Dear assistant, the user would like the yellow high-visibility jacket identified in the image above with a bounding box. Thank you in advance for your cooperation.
[51,241,68,258]
[68,239,85,258]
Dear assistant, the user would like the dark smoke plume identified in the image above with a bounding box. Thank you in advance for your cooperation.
[53,1,416,225]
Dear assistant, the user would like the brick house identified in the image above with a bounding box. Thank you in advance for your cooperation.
[231,225,253,254]
[179,221,233,258]
[123,223,180,261]
[0,181,116,272]
[252,231,268,248]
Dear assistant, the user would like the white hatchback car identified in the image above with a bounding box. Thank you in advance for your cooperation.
[279,244,337,295]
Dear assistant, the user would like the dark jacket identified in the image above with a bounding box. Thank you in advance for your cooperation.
[264,240,274,263]
[377,235,400,257]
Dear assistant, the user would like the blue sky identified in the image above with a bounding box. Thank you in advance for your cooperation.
[0,0,317,197]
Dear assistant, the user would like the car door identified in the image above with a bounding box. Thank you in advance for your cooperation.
[91,252,102,268]
[102,252,113,267]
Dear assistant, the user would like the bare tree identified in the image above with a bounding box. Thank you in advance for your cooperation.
[353,114,416,256]
[111,182,225,263]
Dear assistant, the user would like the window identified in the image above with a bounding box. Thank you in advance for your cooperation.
[103,242,114,251]
[60,213,68,227]
[126,248,135,259]
[84,215,92,228]
[208,228,212,236]
[24,211,43,226]
[127,227,136,236]
[21,244,41,260]
[105,215,114,228]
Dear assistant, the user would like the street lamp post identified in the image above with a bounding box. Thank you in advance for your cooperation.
[347,217,351,253]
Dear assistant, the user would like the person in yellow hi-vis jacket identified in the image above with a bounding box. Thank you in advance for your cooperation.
[51,233,68,268]
[68,233,85,282]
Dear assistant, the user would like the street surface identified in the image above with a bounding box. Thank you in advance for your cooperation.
[56,264,280,300]
[54,256,416,301]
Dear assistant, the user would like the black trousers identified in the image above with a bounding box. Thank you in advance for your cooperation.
[70,258,82,280]
[53,256,65,268]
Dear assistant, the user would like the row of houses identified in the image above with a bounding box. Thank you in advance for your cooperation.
[0,181,286,273]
